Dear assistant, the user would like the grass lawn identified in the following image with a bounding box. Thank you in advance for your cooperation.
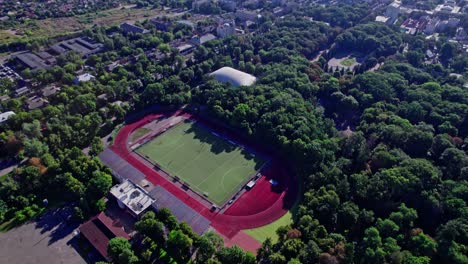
[1,6,169,44]
[131,127,151,142]
[340,57,357,67]
[244,211,293,243]
[136,120,266,205]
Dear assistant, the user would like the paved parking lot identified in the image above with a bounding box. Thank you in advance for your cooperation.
[0,207,86,264]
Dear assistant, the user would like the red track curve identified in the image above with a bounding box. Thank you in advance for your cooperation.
[111,110,298,244]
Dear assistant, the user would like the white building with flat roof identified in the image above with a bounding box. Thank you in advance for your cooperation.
[110,180,155,218]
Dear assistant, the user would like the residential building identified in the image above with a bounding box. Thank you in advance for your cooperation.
[235,9,258,21]
[216,20,236,38]
[191,33,217,45]
[219,0,237,11]
[385,1,401,19]
[14,86,30,97]
[120,22,150,34]
[424,18,440,34]
[176,20,195,28]
[73,73,95,84]
[0,64,20,81]
[192,0,210,10]
[0,95,10,102]
[26,96,48,110]
[41,85,61,97]
[150,18,172,31]
[176,43,195,55]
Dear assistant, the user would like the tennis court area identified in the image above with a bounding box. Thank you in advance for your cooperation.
[136,120,266,206]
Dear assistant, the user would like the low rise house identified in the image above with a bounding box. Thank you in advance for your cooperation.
[191,33,217,45]
[216,20,236,38]
[120,22,150,34]
[0,64,21,81]
[15,86,30,97]
[0,95,10,102]
[73,73,95,84]
[235,9,258,21]
[26,96,48,110]
[176,43,196,55]
[41,85,61,97]
[150,18,172,31]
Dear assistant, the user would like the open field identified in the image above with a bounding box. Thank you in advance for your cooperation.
[340,57,357,67]
[136,120,266,205]
[0,6,170,44]
[131,127,151,142]
[244,211,293,243]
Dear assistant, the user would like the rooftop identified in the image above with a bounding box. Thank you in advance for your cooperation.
[42,86,61,97]
[79,212,130,261]
[110,180,154,217]
[210,67,257,87]
[0,111,15,123]
[74,73,95,83]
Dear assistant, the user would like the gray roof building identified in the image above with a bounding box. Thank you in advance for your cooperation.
[50,37,104,57]
[120,22,150,34]
[191,33,217,45]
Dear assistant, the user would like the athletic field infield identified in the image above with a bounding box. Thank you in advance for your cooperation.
[136,120,266,205]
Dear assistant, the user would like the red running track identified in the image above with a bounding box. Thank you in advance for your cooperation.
[111,110,297,247]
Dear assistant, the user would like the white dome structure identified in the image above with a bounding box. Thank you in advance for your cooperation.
[210,67,256,87]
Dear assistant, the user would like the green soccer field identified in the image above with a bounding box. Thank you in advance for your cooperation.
[136,120,266,205]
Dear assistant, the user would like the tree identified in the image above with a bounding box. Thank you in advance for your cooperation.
[107,237,132,262]
[217,246,254,264]
[86,171,112,201]
[410,232,437,257]
[167,229,193,262]
[156,208,178,230]
[23,138,49,158]
[440,148,468,180]
[135,211,166,246]
[89,137,103,157]
[22,120,42,139]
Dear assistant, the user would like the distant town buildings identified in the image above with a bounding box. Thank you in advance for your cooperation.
[150,17,172,31]
[120,22,150,34]
[26,96,48,110]
[41,85,61,97]
[191,33,217,45]
[0,64,20,81]
[235,8,258,22]
[216,20,236,38]
[376,1,401,25]
[51,37,104,58]
[14,51,56,71]
[73,73,95,84]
